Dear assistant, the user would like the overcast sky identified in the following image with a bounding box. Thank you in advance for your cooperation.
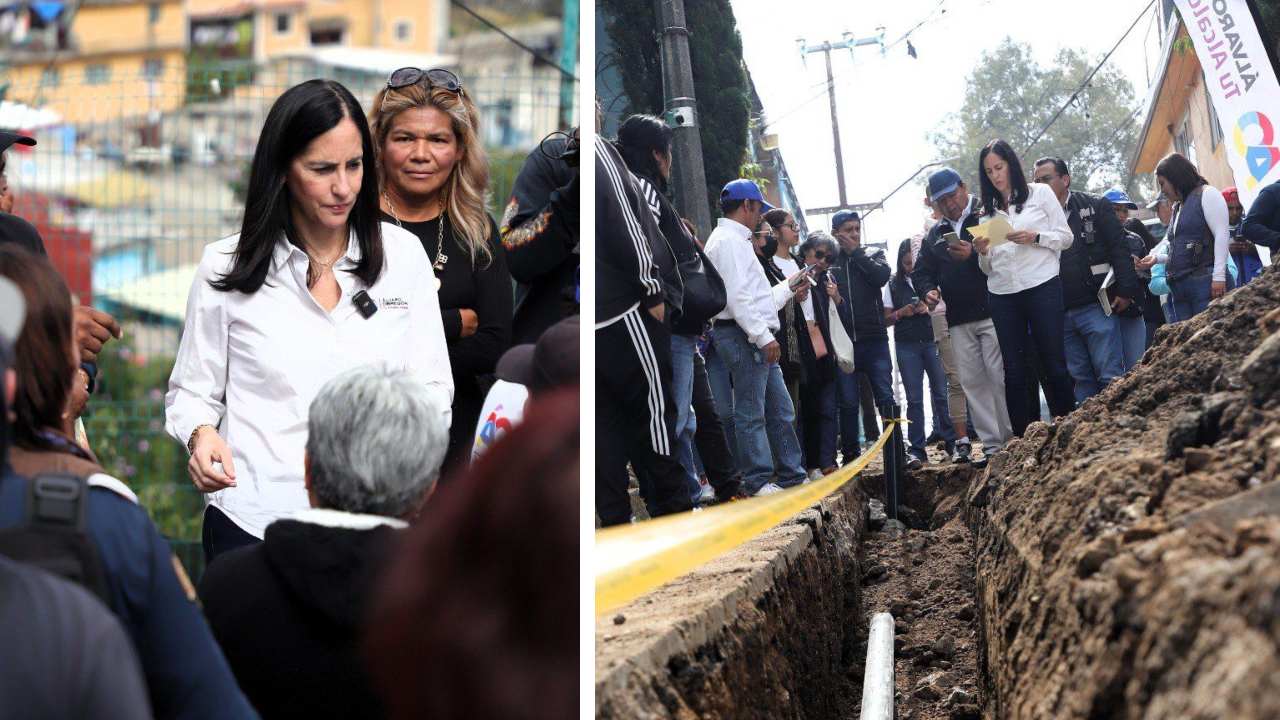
[731,0,1164,253]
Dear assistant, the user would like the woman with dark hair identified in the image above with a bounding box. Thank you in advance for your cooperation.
[0,246,257,719]
[1149,152,1230,321]
[973,138,1075,437]
[614,114,741,503]
[369,68,512,475]
[884,238,954,466]
[166,79,453,563]
[759,208,818,446]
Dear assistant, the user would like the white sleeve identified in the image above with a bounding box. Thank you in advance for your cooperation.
[1153,239,1170,265]
[1201,186,1230,282]
[711,239,773,348]
[1032,185,1074,251]
[771,278,794,312]
[408,254,456,428]
[164,245,230,447]
[881,285,894,309]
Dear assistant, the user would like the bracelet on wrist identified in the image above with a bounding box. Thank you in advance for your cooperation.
[187,424,216,454]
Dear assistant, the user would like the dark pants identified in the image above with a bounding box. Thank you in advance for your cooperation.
[202,505,259,566]
[596,307,693,526]
[836,338,894,460]
[988,277,1076,436]
[801,377,838,470]
[691,351,743,499]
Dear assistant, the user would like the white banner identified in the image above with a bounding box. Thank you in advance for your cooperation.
[1174,0,1280,264]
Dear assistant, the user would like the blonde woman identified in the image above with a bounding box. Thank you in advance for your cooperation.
[369,67,513,473]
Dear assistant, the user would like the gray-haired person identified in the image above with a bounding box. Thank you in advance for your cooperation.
[198,364,449,719]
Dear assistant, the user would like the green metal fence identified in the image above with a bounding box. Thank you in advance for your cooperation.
[4,56,576,582]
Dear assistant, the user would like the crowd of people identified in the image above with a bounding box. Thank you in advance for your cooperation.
[0,69,578,719]
[596,115,1280,525]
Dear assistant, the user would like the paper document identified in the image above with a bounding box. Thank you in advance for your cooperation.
[968,215,1013,248]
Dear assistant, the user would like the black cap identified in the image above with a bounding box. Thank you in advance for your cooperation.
[495,316,580,393]
[0,131,36,153]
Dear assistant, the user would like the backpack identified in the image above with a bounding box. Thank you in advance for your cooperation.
[0,471,112,605]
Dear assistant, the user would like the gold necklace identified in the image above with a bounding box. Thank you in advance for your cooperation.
[384,192,449,290]
[303,244,344,288]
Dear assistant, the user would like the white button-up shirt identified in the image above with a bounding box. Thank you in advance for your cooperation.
[977,183,1074,295]
[164,223,453,537]
[705,218,793,348]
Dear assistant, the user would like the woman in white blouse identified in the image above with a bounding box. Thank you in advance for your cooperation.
[166,79,453,563]
[972,139,1076,437]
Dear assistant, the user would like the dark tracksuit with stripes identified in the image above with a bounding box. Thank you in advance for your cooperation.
[594,137,693,525]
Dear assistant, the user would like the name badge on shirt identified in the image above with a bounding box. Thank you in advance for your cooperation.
[380,296,410,310]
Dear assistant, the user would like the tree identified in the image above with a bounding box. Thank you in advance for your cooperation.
[930,39,1143,199]
[598,0,750,217]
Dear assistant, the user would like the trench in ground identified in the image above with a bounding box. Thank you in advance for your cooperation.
[842,453,987,720]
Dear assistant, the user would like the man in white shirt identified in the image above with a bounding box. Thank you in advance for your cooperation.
[704,180,807,496]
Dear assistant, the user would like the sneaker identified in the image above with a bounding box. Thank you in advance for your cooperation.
[952,441,972,464]
[691,506,704,513]
[906,453,925,470]
[807,468,825,482]
[753,482,785,497]
[696,478,716,505]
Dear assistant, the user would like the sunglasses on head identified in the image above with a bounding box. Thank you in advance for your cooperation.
[385,67,464,95]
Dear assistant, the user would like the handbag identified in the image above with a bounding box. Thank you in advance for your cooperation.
[673,234,727,328]
[828,301,855,373]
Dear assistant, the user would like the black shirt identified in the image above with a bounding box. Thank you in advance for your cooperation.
[379,211,513,471]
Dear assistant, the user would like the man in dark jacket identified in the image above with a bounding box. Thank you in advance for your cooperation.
[200,365,449,719]
[913,168,1013,461]
[500,129,580,345]
[594,136,692,523]
[1240,177,1280,256]
[829,210,892,459]
[1034,158,1141,402]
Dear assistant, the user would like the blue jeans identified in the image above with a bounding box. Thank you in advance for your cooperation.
[713,325,807,493]
[836,338,894,459]
[895,340,955,457]
[670,334,701,502]
[703,338,736,462]
[1062,303,1124,403]
[1117,314,1146,371]
[1168,268,1213,323]
[988,277,1076,436]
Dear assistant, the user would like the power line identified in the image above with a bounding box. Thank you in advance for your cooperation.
[768,1,954,129]
[449,0,579,82]
[1019,0,1156,157]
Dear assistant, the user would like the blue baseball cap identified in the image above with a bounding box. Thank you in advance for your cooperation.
[831,210,860,230]
[720,179,774,211]
[926,167,964,203]
[1103,188,1137,209]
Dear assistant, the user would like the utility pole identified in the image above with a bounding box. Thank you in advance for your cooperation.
[798,29,885,209]
[654,0,712,239]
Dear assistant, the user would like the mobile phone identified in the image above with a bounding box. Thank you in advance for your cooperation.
[943,231,965,248]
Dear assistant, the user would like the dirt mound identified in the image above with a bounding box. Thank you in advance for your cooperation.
[967,269,1280,718]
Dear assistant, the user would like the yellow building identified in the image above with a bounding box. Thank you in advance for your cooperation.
[1130,7,1235,193]
[3,0,188,125]
[187,0,443,64]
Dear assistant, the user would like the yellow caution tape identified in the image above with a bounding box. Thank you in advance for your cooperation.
[595,420,899,616]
